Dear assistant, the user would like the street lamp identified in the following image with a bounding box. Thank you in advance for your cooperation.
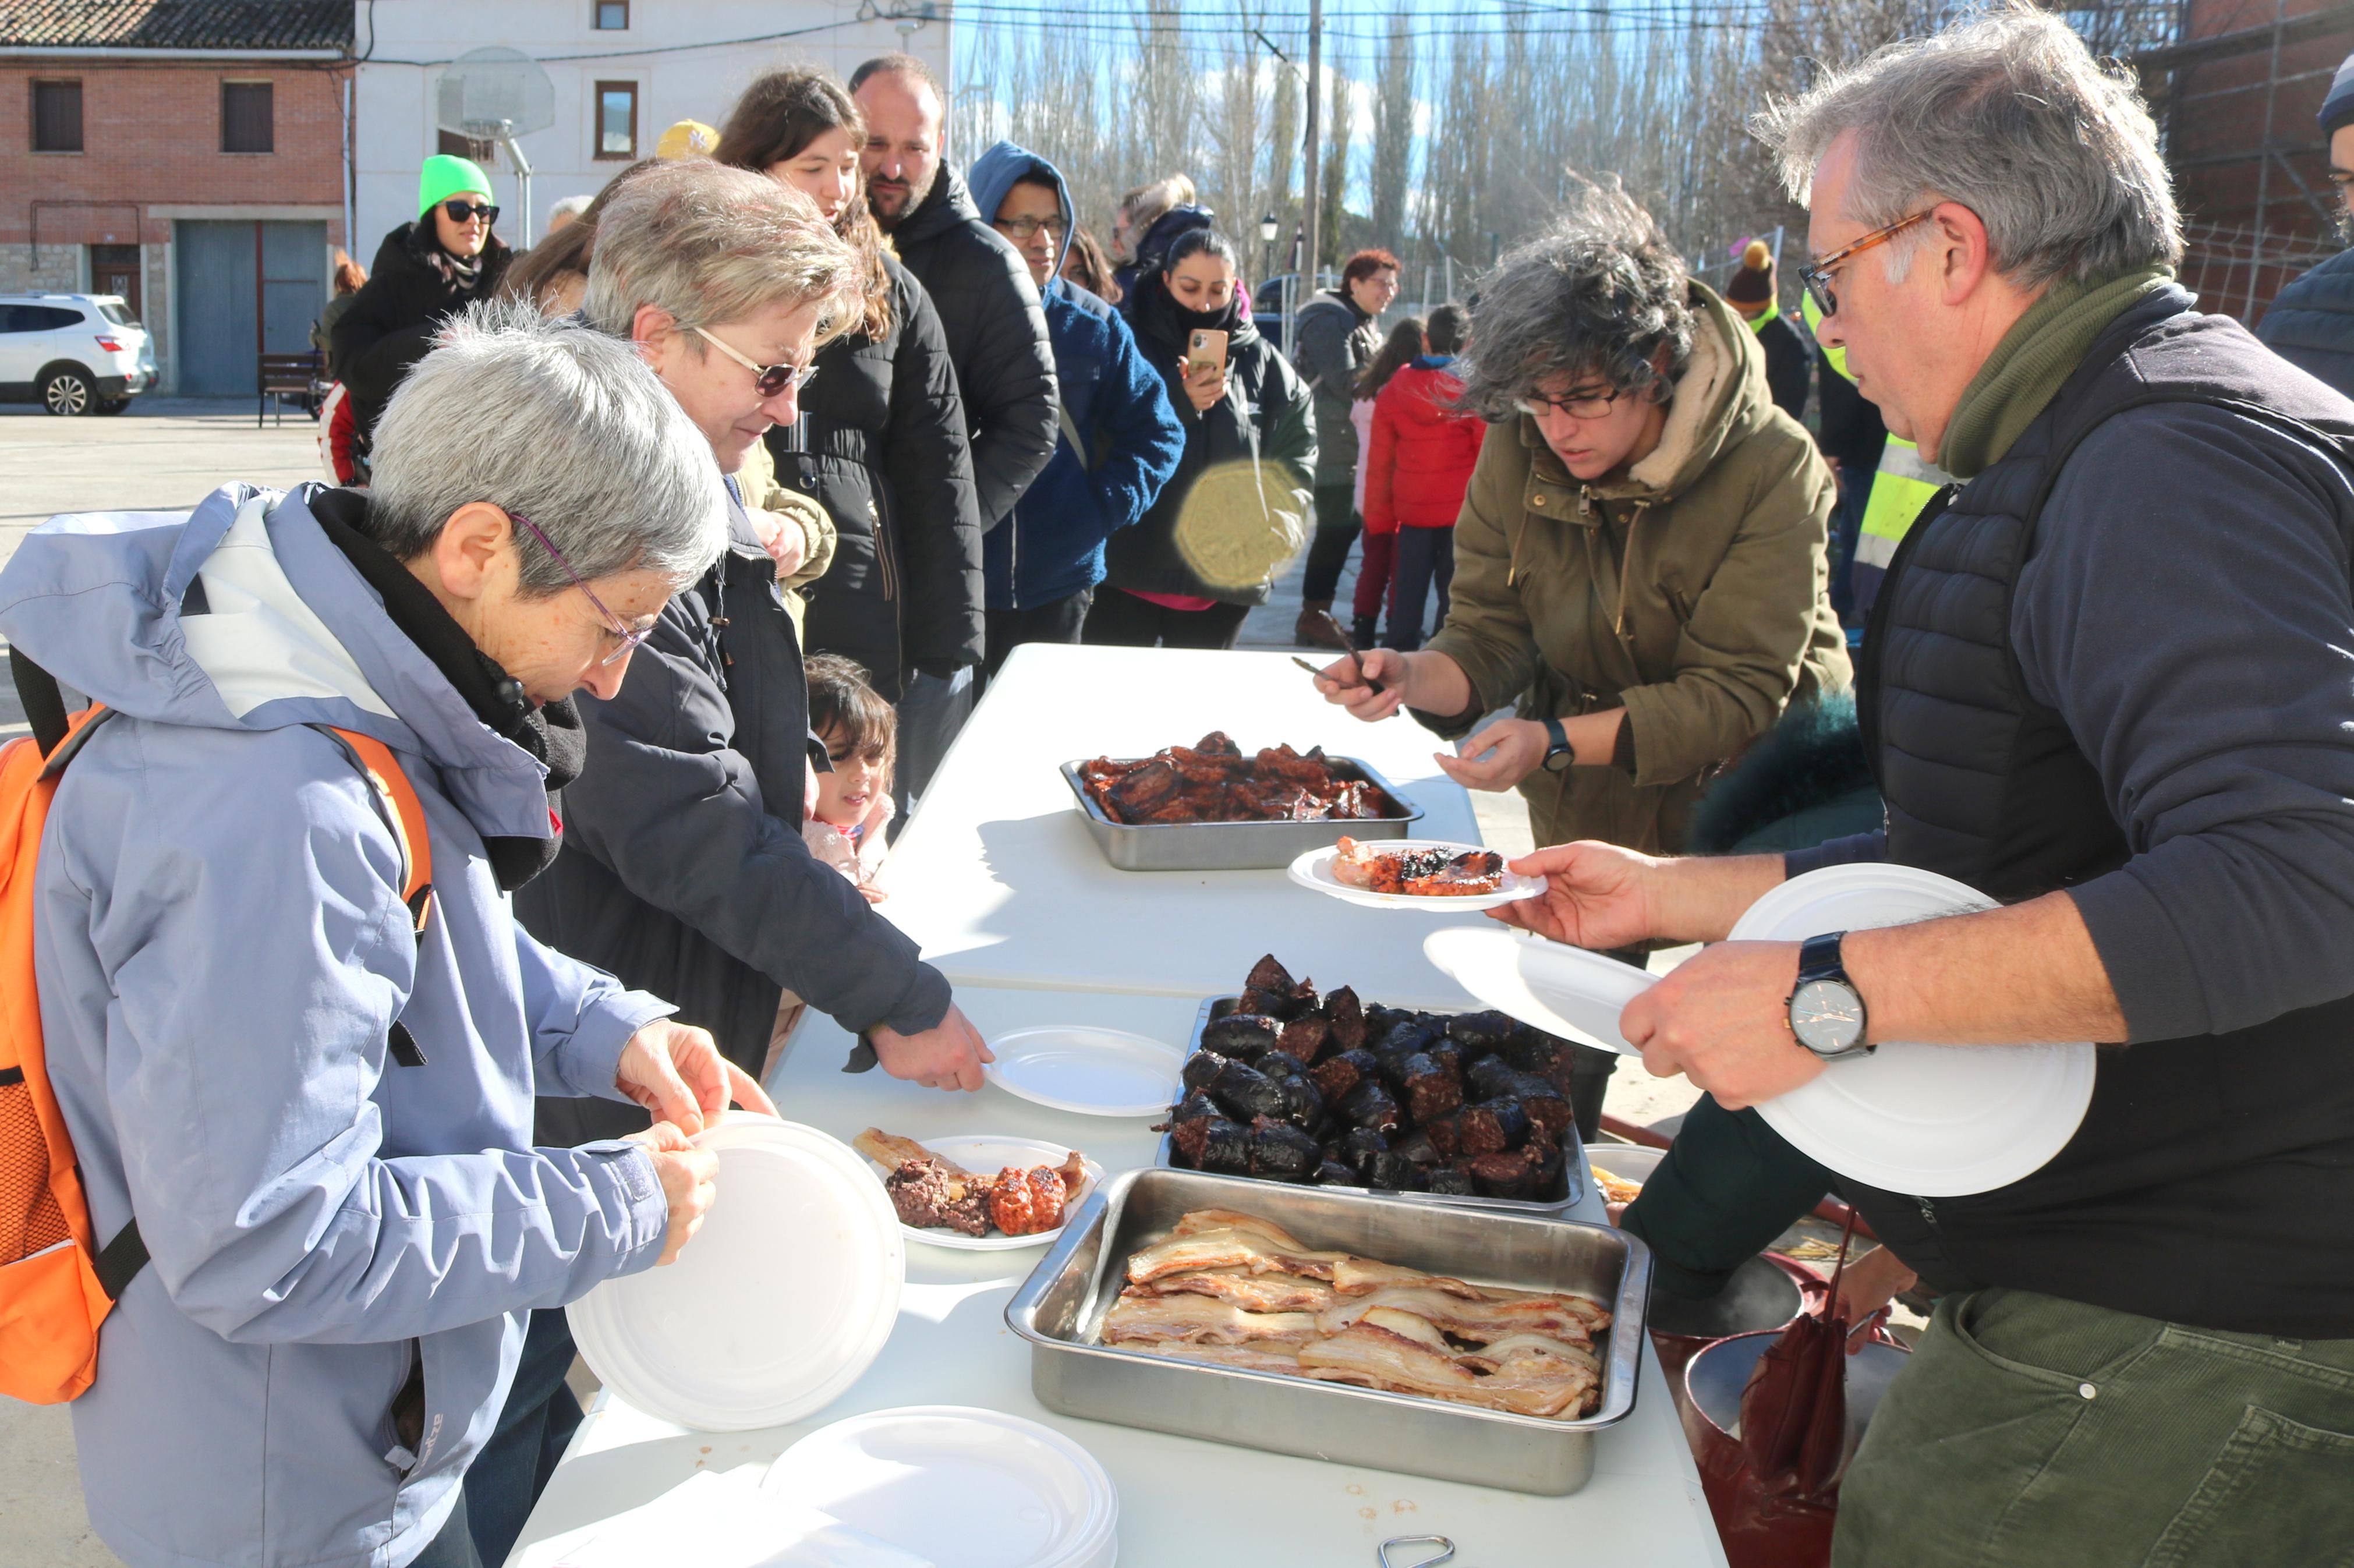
[1259,211,1279,303]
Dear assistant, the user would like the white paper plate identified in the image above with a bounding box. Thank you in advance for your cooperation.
[985,1026,1185,1117]
[766,1406,1118,1568]
[1730,863,2098,1197]
[1288,839,1545,911]
[568,1115,902,1432]
[861,1135,1107,1252]
[1422,925,1655,1054]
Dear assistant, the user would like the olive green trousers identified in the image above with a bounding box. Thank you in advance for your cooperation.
[1835,1287,2354,1567]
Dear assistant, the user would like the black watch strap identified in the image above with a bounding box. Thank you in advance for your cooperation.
[1542,715,1574,772]
[1796,931,1849,986]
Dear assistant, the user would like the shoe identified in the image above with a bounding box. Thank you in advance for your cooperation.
[1350,615,1379,651]
[1294,601,1348,650]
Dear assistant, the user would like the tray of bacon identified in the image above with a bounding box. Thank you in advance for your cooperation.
[1006,1167,1649,1495]
[1061,731,1422,871]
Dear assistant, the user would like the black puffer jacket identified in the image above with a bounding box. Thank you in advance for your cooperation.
[1103,275,1316,606]
[773,254,981,700]
[2257,246,2354,401]
[887,166,1058,529]
[332,220,512,438]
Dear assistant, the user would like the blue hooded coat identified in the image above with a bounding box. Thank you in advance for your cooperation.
[967,141,1185,612]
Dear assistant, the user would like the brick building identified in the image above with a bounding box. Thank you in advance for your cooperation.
[0,1,353,394]
[2137,0,2352,323]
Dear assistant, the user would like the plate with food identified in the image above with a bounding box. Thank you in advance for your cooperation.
[985,1025,1187,1117]
[1287,837,1544,911]
[854,1129,1106,1251]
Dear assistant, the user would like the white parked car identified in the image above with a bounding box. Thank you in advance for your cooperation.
[0,293,157,416]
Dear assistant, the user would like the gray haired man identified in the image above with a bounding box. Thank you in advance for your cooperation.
[1500,12,2354,1564]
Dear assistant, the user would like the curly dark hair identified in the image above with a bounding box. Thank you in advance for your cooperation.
[1452,178,1695,423]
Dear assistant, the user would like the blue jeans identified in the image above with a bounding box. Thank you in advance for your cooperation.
[459,1308,582,1566]
[1828,458,1877,625]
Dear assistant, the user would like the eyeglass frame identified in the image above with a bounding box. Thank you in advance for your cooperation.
[441,200,500,225]
[507,509,652,668]
[1796,209,1935,320]
[691,324,818,399]
[1516,381,1629,422]
[991,214,1066,241]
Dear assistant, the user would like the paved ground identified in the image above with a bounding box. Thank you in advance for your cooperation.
[0,406,1698,1566]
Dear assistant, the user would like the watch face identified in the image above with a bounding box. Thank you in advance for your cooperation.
[1545,747,1573,773]
[1790,979,1866,1053]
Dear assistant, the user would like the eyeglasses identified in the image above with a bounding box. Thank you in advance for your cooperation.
[509,510,651,668]
[442,200,500,225]
[692,324,819,399]
[993,216,1065,240]
[1796,210,1932,320]
[1517,383,1625,421]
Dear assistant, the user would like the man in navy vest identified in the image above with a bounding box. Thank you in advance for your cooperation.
[1505,13,2354,1565]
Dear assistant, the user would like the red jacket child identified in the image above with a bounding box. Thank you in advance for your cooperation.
[1363,356,1486,536]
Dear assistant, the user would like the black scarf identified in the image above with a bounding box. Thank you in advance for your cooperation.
[1132,270,1243,356]
[309,487,583,891]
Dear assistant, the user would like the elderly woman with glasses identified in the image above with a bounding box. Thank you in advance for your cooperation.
[1316,183,1850,1135]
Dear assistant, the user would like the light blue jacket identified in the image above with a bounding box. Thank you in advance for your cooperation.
[0,484,674,1568]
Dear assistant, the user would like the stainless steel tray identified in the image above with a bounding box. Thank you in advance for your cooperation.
[1154,996,1590,1216]
[1060,755,1423,872]
[1007,1167,1651,1495]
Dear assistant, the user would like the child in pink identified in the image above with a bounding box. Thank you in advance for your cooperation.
[802,654,895,902]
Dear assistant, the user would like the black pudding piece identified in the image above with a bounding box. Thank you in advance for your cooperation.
[1173,1114,1251,1173]
[1208,1058,1291,1123]
[1202,1013,1283,1056]
[1180,1049,1230,1096]
[1248,1117,1323,1181]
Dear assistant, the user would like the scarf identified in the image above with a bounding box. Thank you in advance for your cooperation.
[1935,264,2175,479]
[309,487,584,891]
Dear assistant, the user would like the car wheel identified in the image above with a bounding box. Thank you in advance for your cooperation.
[40,367,94,416]
[94,397,132,416]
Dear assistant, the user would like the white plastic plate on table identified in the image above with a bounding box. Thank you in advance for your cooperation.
[861,1134,1107,1252]
[765,1406,1118,1568]
[1422,925,1655,1054]
[985,1025,1184,1117]
[1287,839,1545,911]
[567,1115,902,1432]
[1730,863,2098,1197]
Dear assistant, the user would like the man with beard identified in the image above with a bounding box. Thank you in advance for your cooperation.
[2255,48,2354,398]
[850,53,1056,800]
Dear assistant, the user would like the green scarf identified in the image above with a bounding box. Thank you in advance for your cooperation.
[1936,264,2175,479]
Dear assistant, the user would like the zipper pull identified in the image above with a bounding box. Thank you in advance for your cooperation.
[1915,1195,1939,1229]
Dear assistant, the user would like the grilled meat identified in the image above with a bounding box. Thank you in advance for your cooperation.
[1101,1293,1323,1346]
[1331,838,1506,897]
[1081,737,1403,824]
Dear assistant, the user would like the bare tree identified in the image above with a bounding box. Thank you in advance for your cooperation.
[1369,9,1415,253]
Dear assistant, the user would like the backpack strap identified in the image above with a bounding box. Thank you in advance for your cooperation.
[9,646,71,756]
[312,727,435,1068]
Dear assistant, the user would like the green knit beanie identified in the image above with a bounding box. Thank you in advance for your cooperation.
[419,154,494,218]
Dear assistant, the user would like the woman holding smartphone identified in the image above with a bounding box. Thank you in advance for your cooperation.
[1085,225,1316,649]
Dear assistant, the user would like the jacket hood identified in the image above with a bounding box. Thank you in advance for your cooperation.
[1529,279,1772,505]
[0,483,555,839]
[968,139,1072,296]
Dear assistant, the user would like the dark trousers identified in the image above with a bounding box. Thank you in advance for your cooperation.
[982,587,1094,688]
[1300,484,1360,604]
[1384,527,1456,652]
[461,1307,583,1566]
[411,1488,485,1568]
[1351,530,1397,632]
[1828,457,1877,626]
[1082,588,1251,650]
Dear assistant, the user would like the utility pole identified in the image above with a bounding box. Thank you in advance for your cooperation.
[1302,0,1323,299]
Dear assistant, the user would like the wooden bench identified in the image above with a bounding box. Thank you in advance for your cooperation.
[258,351,322,426]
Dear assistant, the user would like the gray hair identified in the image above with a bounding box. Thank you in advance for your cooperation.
[547,193,594,222]
[581,158,863,348]
[1452,179,1695,423]
[1753,8,2182,289]
[369,299,727,596]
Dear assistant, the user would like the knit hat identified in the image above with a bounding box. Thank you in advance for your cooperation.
[1723,238,1776,307]
[419,154,494,218]
[657,120,721,161]
[2323,48,2354,136]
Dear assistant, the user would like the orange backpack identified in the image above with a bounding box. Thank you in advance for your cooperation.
[0,656,433,1403]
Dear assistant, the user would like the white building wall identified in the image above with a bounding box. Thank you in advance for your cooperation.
[351,2,951,254]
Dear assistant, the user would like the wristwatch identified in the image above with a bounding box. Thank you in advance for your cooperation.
[1541,716,1575,773]
[1786,931,1875,1060]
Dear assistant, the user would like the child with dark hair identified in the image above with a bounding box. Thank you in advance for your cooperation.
[803,653,897,901]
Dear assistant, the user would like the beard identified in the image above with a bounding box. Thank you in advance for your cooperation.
[2338,203,2354,249]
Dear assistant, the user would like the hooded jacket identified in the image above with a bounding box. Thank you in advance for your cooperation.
[0,485,671,1568]
[967,141,1185,611]
[2257,246,2354,401]
[332,220,512,440]
[1363,356,1487,534]
[1292,286,1381,486]
[1420,281,1850,852]
[1102,271,1316,607]
[777,252,981,698]
[887,164,1059,530]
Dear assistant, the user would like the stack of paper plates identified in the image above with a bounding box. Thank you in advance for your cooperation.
[568,1115,904,1431]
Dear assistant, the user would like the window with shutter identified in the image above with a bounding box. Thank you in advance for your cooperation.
[32,80,82,153]
[222,82,274,154]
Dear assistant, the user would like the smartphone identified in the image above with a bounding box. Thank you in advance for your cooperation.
[1186,328,1229,376]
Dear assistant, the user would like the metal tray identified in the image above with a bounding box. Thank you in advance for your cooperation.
[1060,755,1423,872]
[1007,1167,1651,1495]
[1153,996,1589,1216]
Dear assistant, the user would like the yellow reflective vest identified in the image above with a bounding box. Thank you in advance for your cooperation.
[1854,436,1950,570]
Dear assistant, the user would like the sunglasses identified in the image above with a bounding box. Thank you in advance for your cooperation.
[441,200,500,225]
[509,510,651,668]
[1797,210,1932,320]
[692,324,819,399]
